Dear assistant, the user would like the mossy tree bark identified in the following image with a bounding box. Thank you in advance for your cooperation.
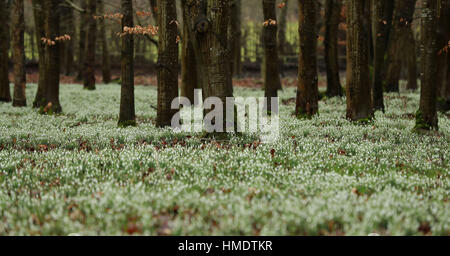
[180,0,199,103]
[263,0,282,113]
[345,0,373,121]
[118,0,135,127]
[12,0,27,107]
[416,0,439,130]
[42,0,62,114]
[229,0,242,78]
[83,0,97,90]
[324,0,343,98]
[76,0,87,81]
[156,0,179,127]
[98,0,111,84]
[0,0,12,102]
[371,0,394,111]
[32,0,47,107]
[296,0,318,117]
[385,0,417,92]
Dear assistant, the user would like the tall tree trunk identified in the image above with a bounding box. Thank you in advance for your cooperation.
[324,0,343,98]
[263,0,281,113]
[372,0,394,111]
[62,5,75,76]
[346,0,373,121]
[180,0,199,103]
[76,0,87,81]
[278,0,289,76]
[84,0,97,90]
[32,0,47,107]
[385,0,417,93]
[0,0,11,102]
[118,0,135,127]
[229,0,242,78]
[98,0,111,84]
[296,0,318,117]
[12,0,27,107]
[149,0,158,25]
[415,0,439,130]
[42,0,62,113]
[156,0,179,127]
[436,0,450,99]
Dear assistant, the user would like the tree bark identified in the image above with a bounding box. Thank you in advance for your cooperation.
[263,0,281,113]
[180,0,199,103]
[156,0,179,127]
[12,0,27,107]
[436,0,450,99]
[32,0,47,107]
[83,0,97,90]
[76,0,87,81]
[62,5,75,76]
[118,0,136,127]
[98,0,111,84]
[371,0,394,111]
[296,0,318,117]
[149,0,158,25]
[416,0,439,130]
[42,0,62,114]
[229,0,242,78]
[0,0,12,102]
[324,0,343,98]
[346,0,373,121]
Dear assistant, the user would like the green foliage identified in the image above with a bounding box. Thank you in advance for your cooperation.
[414,110,431,131]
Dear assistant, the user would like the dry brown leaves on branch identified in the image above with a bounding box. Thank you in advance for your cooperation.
[41,34,71,46]
[119,25,158,37]
[263,19,277,27]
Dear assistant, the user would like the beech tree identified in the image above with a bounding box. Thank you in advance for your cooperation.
[118,0,135,127]
[0,0,12,103]
[61,5,75,76]
[262,0,281,112]
[415,0,439,130]
[12,0,26,107]
[436,0,450,103]
[98,0,111,84]
[229,0,242,78]
[156,0,179,127]
[296,0,318,117]
[371,0,394,112]
[278,0,289,70]
[76,0,87,81]
[83,0,97,90]
[324,0,343,98]
[345,0,373,121]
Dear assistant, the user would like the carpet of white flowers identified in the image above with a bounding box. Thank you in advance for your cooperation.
[0,83,448,235]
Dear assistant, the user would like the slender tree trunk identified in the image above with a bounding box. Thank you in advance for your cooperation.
[371,0,394,111]
[32,0,47,107]
[405,27,418,90]
[278,0,289,76]
[415,0,439,130]
[84,0,97,90]
[0,0,11,102]
[156,0,179,127]
[296,0,318,117]
[62,5,75,75]
[229,0,242,78]
[180,0,199,103]
[42,0,62,113]
[324,0,343,98]
[346,0,373,121]
[76,0,87,81]
[436,0,450,99]
[149,0,158,25]
[12,0,27,107]
[263,0,281,113]
[118,0,135,127]
[98,0,111,84]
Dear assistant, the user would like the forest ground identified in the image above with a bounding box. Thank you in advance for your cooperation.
[0,78,449,235]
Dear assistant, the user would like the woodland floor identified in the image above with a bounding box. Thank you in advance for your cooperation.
[0,80,449,235]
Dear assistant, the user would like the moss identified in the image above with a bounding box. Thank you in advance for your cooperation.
[118,120,137,128]
[413,110,431,131]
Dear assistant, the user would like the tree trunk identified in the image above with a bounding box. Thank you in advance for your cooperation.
[346,0,373,121]
[32,0,47,107]
[42,0,62,114]
[62,5,75,76]
[296,0,318,117]
[278,0,289,76]
[118,0,135,127]
[415,0,439,130]
[149,0,158,25]
[385,0,417,93]
[98,0,111,84]
[263,0,281,113]
[76,0,87,81]
[180,0,199,103]
[84,0,97,90]
[229,0,242,78]
[0,0,11,102]
[436,0,450,99]
[324,0,343,98]
[371,0,394,111]
[12,0,27,107]
[156,0,179,127]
